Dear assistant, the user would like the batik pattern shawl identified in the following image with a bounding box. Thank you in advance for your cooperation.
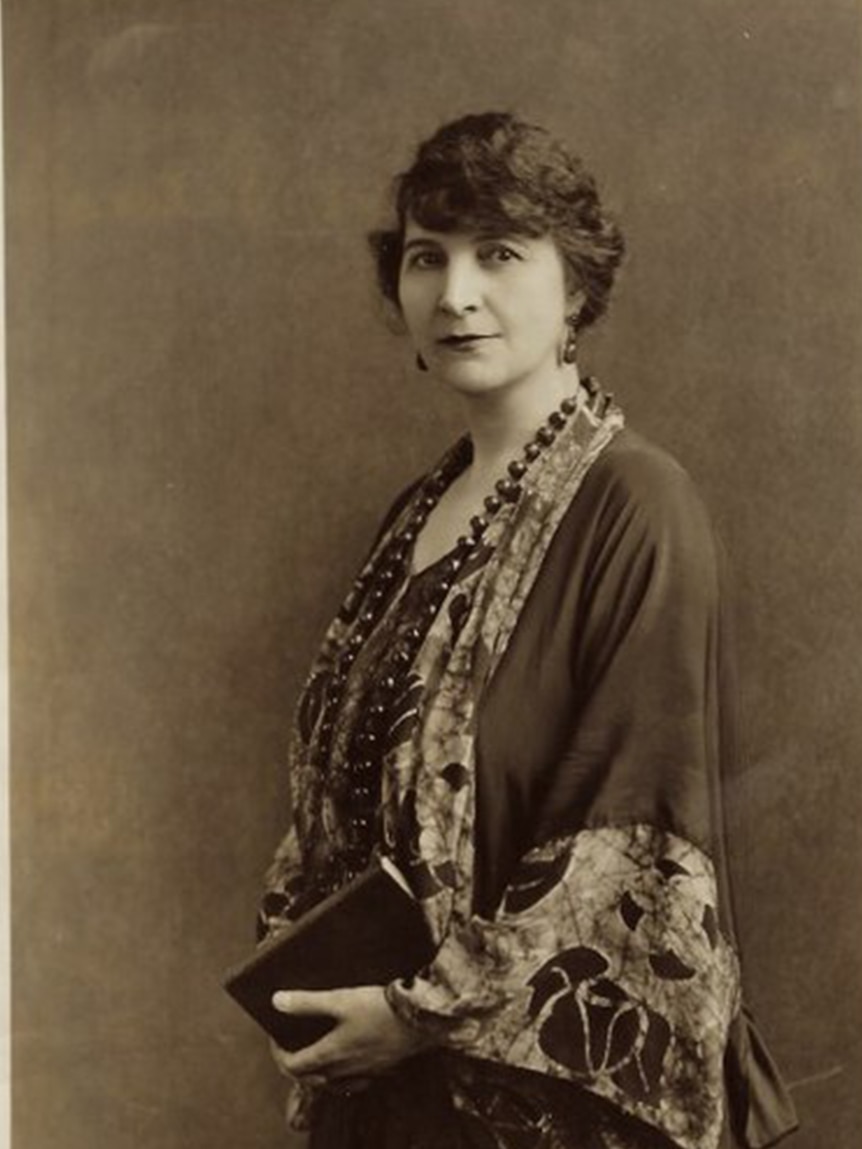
[264,393,742,1149]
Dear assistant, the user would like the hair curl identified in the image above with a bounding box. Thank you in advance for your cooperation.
[369,112,625,331]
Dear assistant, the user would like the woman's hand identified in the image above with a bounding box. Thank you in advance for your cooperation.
[270,985,434,1083]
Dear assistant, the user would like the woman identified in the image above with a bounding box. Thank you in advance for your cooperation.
[257,112,798,1149]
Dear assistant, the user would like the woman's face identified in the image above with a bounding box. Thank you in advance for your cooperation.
[398,218,576,400]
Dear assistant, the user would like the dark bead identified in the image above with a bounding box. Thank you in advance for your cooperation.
[470,515,488,537]
[502,482,522,504]
[360,609,376,626]
[401,526,417,544]
[367,702,386,721]
[495,477,516,499]
[549,410,566,429]
[561,395,578,414]
[536,426,556,446]
[378,565,397,584]
[405,626,423,644]
[393,648,412,666]
[583,375,600,396]
[524,442,541,462]
[379,674,398,694]
[456,533,477,553]
[348,632,364,650]
[420,494,437,512]
[484,494,502,515]
[508,459,527,480]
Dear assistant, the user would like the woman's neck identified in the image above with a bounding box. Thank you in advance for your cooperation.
[460,363,581,480]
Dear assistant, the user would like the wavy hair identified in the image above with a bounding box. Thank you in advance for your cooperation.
[369,112,625,331]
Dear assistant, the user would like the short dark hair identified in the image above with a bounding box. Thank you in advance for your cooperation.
[369,111,625,331]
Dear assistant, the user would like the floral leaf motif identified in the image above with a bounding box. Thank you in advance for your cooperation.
[528,947,672,1100]
[591,978,628,1003]
[447,593,471,639]
[619,891,645,931]
[655,858,690,880]
[547,946,610,984]
[637,1010,672,1095]
[406,860,442,900]
[536,994,591,1074]
[433,860,457,889]
[384,673,426,753]
[601,1001,641,1070]
[456,542,495,583]
[441,762,470,790]
[609,1010,671,1100]
[702,904,718,949]
[526,965,568,1021]
[649,950,696,980]
[502,848,572,914]
[527,946,608,1019]
[393,789,421,868]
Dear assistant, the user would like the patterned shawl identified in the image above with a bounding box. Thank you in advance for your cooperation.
[261,388,796,1149]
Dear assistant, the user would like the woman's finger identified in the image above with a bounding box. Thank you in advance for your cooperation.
[270,1039,326,1084]
[272,988,342,1017]
[276,1031,342,1078]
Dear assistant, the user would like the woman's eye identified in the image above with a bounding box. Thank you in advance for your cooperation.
[406,250,444,270]
[480,244,521,264]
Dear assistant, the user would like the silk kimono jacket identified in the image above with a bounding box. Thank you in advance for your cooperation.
[259,392,797,1149]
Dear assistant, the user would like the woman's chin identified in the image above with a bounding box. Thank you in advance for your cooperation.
[431,362,512,396]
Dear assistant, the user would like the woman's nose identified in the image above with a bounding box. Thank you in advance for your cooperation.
[437,260,480,315]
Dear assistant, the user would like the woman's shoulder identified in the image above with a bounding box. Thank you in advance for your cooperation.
[581,426,714,538]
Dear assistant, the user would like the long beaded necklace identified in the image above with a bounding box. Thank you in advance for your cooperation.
[306,378,611,890]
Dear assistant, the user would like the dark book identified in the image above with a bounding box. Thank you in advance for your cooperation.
[223,858,436,1051]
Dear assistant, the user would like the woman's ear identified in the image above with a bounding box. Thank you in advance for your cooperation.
[566,288,587,326]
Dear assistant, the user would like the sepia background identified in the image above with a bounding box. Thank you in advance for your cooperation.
[6,1,861,1146]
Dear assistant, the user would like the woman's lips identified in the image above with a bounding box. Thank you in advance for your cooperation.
[437,334,496,348]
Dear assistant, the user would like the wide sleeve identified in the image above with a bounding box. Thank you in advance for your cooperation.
[386,448,796,1149]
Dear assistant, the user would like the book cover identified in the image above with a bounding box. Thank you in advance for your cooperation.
[223,859,436,1050]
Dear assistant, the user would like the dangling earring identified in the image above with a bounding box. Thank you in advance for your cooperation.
[562,318,578,365]
[416,352,429,372]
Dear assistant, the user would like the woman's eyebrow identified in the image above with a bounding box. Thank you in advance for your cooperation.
[402,237,442,253]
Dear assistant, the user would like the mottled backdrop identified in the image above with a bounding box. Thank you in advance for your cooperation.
[6,1,861,1147]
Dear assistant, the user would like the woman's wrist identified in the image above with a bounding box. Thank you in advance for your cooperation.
[384,978,472,1050]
